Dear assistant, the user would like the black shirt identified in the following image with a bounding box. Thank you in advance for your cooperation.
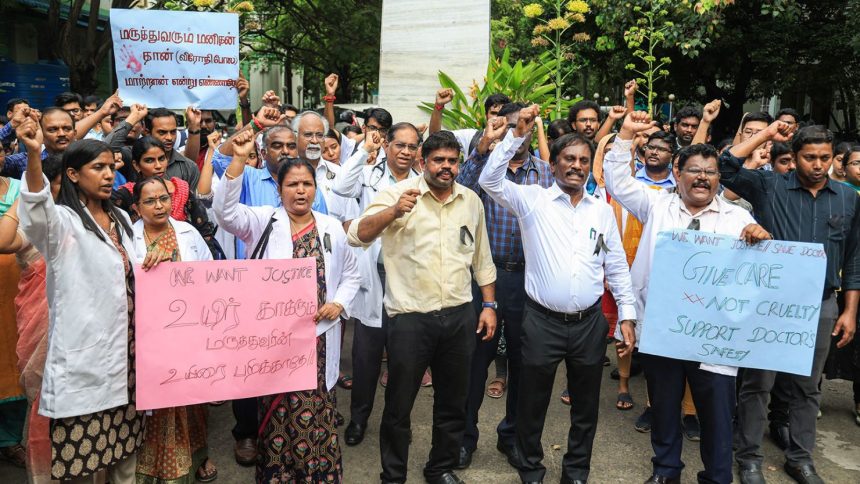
[719,150,860,294]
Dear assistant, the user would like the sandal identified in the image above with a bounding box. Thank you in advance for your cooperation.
[486,377,506,399]
[560,389,571,406]
[421,369,433,388]
[616,392,634,411]
[338,374,353,390]
[196,458,218,483]
[0,444,25,468]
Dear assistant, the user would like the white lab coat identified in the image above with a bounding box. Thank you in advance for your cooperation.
[330,146,419,328]
[213,172,360,390]
[18,175,137,418]
[132,217,213,264]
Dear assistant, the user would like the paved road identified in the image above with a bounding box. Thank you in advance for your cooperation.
[3,322,859,483]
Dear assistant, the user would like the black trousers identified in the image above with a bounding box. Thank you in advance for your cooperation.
[641,354,735,484]
[379,303,476,482]
[349,264,389,427]
[463,268,526,452]
[231,397,258,440]
[515,301,607,483]
[736,294,837,467]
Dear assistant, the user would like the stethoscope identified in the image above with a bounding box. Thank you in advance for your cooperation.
[363,159,419,192]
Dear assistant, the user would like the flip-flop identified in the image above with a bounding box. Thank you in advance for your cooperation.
[486,377,506,399]
[196,458,218,483]
[338,374,353,390]
[616,392,634,411]
[560,389,571,406]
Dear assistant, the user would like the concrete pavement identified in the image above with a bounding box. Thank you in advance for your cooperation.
[3,322,859,483]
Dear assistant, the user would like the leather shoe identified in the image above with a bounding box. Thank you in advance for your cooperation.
[561,479,586,484]
[769,423,790,450]
[783,462,824,484]
[644,475,680,484]
[233,437,256,466]
[738,463,767,484]
[496,439,522,468]
[455,446,473,469]
[426,471,465,484]
[521,481,542,484]
[345,421,365,446]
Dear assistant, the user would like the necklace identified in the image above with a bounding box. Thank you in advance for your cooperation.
[143,225,169,246]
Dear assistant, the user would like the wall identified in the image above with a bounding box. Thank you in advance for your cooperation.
[377,0,490,124]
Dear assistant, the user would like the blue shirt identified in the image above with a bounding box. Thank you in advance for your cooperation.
[634,167,676,189]
[2,149,48,178]
[212,149,327,258]
[458,151,554,263]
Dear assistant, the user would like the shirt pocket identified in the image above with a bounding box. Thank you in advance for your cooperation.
[827,215,845,242]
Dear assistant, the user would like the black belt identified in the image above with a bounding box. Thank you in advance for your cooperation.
[527,297,601,323]
[823,290,834,301]
[494,261,525,272]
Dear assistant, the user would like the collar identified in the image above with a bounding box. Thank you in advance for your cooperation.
[785,171,837,193]
[635,167,675,186]
[417,175,465,204]
[547,182,595,205]
[261,167,275,181]
[676,193,722,216]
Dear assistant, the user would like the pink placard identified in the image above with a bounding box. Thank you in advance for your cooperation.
[134,258,318,410]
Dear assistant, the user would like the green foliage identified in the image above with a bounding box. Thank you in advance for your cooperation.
[417,48,582,129]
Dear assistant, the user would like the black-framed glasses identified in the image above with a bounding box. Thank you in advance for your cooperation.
[644,144,672,154]
[140,194,171,207]
[683,168,719,177]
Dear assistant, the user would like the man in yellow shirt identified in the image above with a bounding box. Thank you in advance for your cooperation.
[349,131,497,484]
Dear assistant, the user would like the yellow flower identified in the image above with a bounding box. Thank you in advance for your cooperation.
[547,17,571,30]
[531,37,550,47]
[469,80,480,101]
[232,1,255,12]
[193,0,214,7]
[572,32,591,42]
[566,0,590,14]
[533,24,550,35]
[523,3,544,18]
[568,13,586,23]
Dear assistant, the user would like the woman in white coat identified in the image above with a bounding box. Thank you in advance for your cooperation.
[129,176,218,483]
[213,130,359,484]
[16,117,142,483]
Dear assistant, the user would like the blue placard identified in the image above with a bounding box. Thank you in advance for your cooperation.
[640,230,827,376]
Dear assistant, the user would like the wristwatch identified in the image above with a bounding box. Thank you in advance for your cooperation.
[187,128,201,135]
[482,301,498,310]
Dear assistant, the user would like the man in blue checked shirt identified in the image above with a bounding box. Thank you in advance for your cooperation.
[455,102,554,470]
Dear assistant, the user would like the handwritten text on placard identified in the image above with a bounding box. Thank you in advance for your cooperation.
[110,9,239,109]
[640,230,826,376]
[134,258,318,410]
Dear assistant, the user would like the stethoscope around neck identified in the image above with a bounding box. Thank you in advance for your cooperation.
[363,159,419,192]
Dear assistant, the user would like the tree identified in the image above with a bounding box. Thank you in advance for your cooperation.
[34,0,141,95]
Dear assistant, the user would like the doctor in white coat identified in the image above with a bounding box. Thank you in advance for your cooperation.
[213,130,359,482]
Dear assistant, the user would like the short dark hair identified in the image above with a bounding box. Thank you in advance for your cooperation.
[842,143,860,164]
[40,107,74,127]
[366,108,393,130]
[484,93,512,115]
[132,176,169,204]
[567,100,600,124]
[341,125,362,136]
[276,157,316,187]
[282,104,299,114]
[770,141,792,161]
[835,141,852,159]
[676,143,718,171]
[325,128,340,142]
[131,136,166,163]
[673,106,702,124]
[111,106,132,123]
[716,137,733,153]
[144,108,176,131]
[54,92,83,107]
[647,131,677,154]
[547,119,573,140]
[498,102,528,118]
[776,108,800,124]
[386,122,420,143]
[742,111,773,128]
[421,131,460,159]
[6,98,28,113]
[550,133,595,163]
[82,95,101,107]
[791,125,833,154]
[42,153,64,181]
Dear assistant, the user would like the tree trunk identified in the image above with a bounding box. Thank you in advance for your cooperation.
[284,53,294,105]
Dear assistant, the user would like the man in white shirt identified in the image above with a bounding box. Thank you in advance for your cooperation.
[331,123,422,446]
[603,112,771,484]
[429,89,511,157]
[479,105,637,484]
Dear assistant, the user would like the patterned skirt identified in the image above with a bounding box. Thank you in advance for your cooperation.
[256,333,342,484]
[136,405,208,483]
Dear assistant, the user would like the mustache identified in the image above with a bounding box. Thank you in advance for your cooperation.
[306,143,321,151]
[565,168,585,177]
[692,180,711,189]
[436,168,453,177]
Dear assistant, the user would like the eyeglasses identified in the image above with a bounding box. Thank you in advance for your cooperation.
[65,108,82,115]
[576,117,598,124]
[644,144,672,154]
[366,125,388,134]
[140,194,171,207]
[683,168,719,177]
[391,142,419,152]
[742,128,764,137]
[300,132,325,141]
[846,160,860,167]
